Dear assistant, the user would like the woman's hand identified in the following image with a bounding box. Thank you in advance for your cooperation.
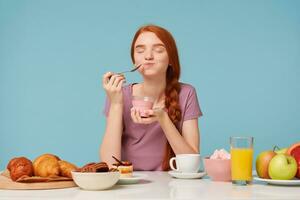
[102,72,125,105]
[130,107,168,124]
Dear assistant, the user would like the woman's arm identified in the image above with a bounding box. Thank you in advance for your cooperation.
[158,112,200,154]
[131,108,200,154]
[100,104,123,166]
[99,72,125,167]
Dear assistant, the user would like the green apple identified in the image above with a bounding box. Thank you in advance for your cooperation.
[256,150,276,179]
[275,148,288,154]
[268,154,297,180]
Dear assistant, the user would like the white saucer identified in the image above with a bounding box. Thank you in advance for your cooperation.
[168,170,206,179]
[253,176,300,186]
[117,173,147,184]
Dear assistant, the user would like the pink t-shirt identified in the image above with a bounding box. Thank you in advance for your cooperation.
[103,83,202,171]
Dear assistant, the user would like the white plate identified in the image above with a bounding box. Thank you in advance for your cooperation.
[254,176,300,186]
[117,173,147,184]
[168,171,206,179]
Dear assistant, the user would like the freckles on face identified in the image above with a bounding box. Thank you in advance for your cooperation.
[133,32,169,71]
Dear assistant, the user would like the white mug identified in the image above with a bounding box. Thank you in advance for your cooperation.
[169,154,201,173]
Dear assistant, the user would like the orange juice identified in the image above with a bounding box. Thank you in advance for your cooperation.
[231,148,253,181]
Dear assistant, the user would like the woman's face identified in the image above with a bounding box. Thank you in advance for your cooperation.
[133,32,169,77]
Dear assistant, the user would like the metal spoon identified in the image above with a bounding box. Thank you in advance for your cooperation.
[117,64,142,75]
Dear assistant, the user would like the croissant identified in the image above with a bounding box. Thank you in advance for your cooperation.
[33,154,60,177]
[7,157,33,181]
[58,160,77,178]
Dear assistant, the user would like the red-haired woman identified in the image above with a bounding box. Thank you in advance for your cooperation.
[100,25,202,171]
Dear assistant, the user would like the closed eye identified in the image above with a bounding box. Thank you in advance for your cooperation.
[136,47,145,53]
[153,46,165,53]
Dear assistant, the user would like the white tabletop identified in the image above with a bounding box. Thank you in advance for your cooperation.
[1,172,300,200]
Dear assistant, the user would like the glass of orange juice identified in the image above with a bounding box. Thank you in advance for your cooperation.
[230,136,254,185]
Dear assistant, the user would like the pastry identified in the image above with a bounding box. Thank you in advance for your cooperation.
[93,162,109,172]
[58,160,78,178]
[112,162,133,178]
[78,162,96,172]
[33,154,60,177]
[6,157,34,181]
[112,156,133,178]
[78,162,109,172]
[7,157,21,171]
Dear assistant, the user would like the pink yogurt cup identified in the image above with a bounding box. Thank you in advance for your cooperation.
[132,96,154,117]
[203,157,231,182]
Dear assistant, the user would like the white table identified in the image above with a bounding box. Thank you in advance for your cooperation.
[1,172,300,200]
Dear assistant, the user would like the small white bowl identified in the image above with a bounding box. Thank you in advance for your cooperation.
[71,171,120,190]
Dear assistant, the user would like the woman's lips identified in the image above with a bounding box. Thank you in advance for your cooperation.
[143,63,155,68]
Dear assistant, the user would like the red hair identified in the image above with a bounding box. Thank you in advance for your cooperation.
[130,25,181,171]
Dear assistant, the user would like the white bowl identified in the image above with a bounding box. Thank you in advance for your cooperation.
[71,171,120,190]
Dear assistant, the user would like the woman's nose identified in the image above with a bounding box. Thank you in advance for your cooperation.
[144,50,154,60]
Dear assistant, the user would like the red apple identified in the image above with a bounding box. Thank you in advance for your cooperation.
[256,150,276,179]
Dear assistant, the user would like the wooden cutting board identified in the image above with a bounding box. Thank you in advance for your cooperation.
[0,171,77,190]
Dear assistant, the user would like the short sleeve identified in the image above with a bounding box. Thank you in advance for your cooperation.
[182,86,203,121]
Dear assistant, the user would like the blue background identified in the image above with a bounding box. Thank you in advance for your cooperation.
[1,0,299,170]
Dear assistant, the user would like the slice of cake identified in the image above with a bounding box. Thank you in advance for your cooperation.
[112,156,133,178]
[113,161,133,178]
